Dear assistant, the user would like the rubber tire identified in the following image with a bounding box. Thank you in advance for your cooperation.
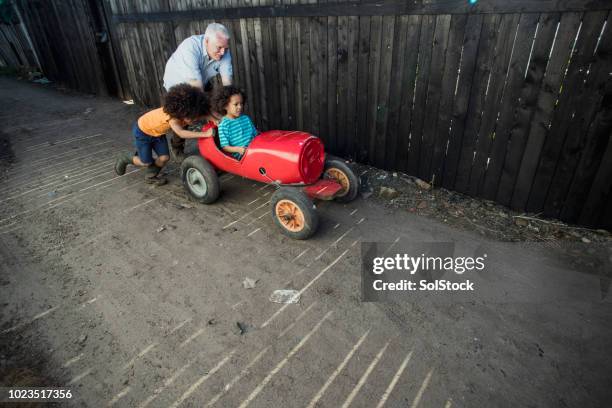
[324,155,359,203]
[271,188,319,240]
[181,155,220,204]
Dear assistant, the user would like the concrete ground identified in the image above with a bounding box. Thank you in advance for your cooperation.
[0,77,611,408]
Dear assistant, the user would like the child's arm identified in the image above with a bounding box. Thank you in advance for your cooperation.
[169,119,213,139]
[222,145,247,156]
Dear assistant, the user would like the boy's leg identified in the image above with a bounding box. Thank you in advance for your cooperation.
[170,131,186,163]
[145,135,170,185]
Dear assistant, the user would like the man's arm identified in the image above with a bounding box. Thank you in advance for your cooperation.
[219,50,233,86]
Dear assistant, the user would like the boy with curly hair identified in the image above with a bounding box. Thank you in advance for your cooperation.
[114,84,214,185]
[212,86,257,159]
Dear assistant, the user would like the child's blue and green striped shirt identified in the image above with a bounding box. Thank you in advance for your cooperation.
[218,115,258,158]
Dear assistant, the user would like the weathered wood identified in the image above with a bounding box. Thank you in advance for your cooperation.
[113,0,612,23]
[495,12,559,206]
[528,11,608,213]
[429,15,468,186]
[407,14,435,176]
[326,14,338,152]
[355,15,371,162]
[344,15,359,159]
[510,12,582,210]
[481,12,539,200]
[419,14,452,182]
[394,14,421,173]
[453,14,499,193]
[365,15,383,165]
[373,15,395,168]
[545,11,611,218]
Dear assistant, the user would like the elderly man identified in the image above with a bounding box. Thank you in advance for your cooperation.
[163,23,233,160]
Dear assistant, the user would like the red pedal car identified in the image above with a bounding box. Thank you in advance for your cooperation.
[180,123,359,240]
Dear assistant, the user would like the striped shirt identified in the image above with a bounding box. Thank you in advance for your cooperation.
[218,115,257,158]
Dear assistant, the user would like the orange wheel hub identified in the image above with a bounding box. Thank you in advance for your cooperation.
[275,199,305,232]
[324,168,350,197]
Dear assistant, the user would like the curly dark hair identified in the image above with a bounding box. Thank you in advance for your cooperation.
[212,86,246,115]
[163,84,210,120]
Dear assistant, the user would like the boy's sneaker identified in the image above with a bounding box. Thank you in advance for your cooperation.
[114,152,134,175]
[144,165,167,186]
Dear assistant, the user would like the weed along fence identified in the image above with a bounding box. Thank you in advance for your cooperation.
[13,0,612,229]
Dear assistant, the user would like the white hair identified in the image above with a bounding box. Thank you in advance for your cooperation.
[204,23,230,42]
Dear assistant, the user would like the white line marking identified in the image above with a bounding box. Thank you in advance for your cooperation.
[261,250,347,328]
[356,217,365,225]
[231,301,244,310]
[410,369,435,408]
[331,227,354,247]
[341,342,390,408]
[247,227,261,237]
[306,330,370,408]
[179,328,205,348]
[122,343,158,370]
[222,201,270,229]
[278,302,318,338]
[2,306,59,334]
[314,247,330,261]
[375,349,414,408]
[78,169,139,193]
[444,399,453,408]
[26,133,102,151]
[29,139,112,165]
[78,296,99,308]
[350,209,358,216]
[137,353,202,408]
[68,368,93,385]
[333,223,340,229]
[63,353,84,368]
[262,191,270,196]
[256,184,269,191]
[292,248,309,262]
[351,239,360,247]
[108,386,131,406]
[123,197,159,214]
[168,319,191,335]
[205,347,270,407]
[169,350,235,408]
[239,312,333,408]
[247,198,260,205]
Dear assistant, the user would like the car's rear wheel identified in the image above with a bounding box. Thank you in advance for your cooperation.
[181,155,220,204]
[271,188,318,240]
[323,155,359,203]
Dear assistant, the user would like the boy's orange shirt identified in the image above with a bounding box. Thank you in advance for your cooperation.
[138,107,180,137]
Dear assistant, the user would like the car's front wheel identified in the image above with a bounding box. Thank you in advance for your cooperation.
[271,188,318,240]
[181,155,220,204]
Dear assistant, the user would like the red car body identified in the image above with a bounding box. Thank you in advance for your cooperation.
[197,126,342,199]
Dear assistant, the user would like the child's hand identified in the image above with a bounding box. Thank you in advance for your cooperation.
[239,147,247,156]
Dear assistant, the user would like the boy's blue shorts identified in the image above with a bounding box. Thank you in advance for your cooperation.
[132,123,170,165]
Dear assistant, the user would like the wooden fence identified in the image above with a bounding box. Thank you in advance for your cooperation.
[15,1,612,229]
[0,1,38,70]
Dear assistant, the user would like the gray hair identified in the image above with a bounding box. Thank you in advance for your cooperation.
[204,23,230,42]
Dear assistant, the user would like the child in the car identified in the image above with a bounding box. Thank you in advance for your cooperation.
[213,86,258,159]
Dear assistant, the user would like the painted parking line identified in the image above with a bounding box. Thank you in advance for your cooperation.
[68,368,93,385]
[334,223,341,229]
[247,227,261,237]
[238,311,333,408]
[179,328,205,348]
[306,330,370,408]
[222,201,270,229]
[291,248,309,263]
[122,343,158,370]
[350,209,358,216]
[356,217,365,225]
[375,349,414,408]
[277,302,318,338]
[341,342,390,408]
[63,353,84,369]
[168,319,191,335]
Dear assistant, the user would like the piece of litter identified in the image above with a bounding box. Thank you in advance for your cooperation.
[243,277,258,289]
[236,322,248,335]
[156,225,166,233]
[47,191,57,198]
[208,319,217,326]
[123,100,134,105]
[269,289,300,304]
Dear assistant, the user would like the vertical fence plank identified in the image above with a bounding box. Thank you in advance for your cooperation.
[407,15,436,176]
[309,16,321,137]
[547,11,611,219]
[510,12,582,210]
[528,11,608,214]
[481,13,539,200]
[326,13,338,151]
[468,13,520,197]
[430,14,467,186]
[495,12,560,206]
[354,15,371,162]
[420,14,452,182]
[344,15,359,159]
[365,15,383,165]
[373,15,395,168]
[395,15,422,173]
